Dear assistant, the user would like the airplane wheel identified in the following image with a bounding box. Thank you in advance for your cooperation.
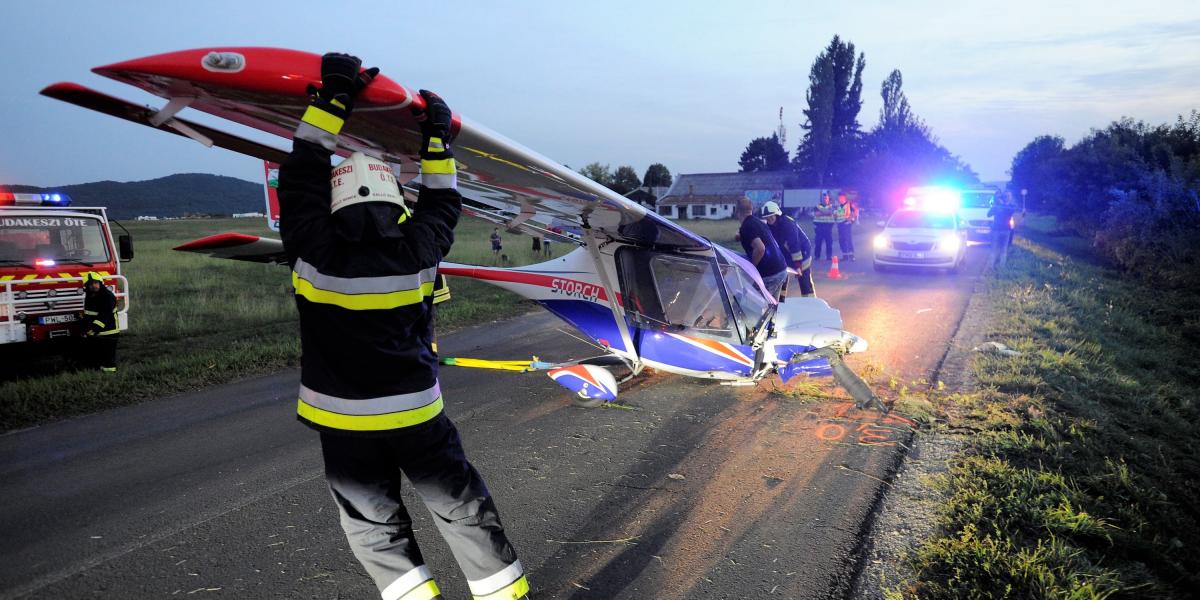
[571,393,606,409]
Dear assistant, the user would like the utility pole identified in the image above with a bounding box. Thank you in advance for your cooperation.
[777,106,787,147]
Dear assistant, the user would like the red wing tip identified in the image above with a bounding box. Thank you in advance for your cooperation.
[39,82,88,96]
[173,232,262,251]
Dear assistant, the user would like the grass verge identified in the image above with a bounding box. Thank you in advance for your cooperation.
[898,216,1200,598]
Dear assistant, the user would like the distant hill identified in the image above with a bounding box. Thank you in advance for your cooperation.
[4,173,262,220]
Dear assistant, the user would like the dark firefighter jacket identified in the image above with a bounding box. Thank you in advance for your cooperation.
[279,140,460,435]
[83,283,118,336]
[768,215,812,266]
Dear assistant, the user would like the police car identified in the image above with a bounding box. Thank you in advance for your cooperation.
[872,207,967,273]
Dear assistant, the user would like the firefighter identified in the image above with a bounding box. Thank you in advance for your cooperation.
[278,53,527,600]
[80,272,118,372]
[761,201,816,297]
[738,202,788,296]
[835,193,858,261]
[812,192,836,261]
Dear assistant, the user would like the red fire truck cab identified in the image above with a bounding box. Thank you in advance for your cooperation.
[0,192,132,346]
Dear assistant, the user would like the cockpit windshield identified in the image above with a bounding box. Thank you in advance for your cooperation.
[714,246,773,339]
[617,247,738,341]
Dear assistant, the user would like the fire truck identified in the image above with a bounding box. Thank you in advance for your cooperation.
[0,192,132,348]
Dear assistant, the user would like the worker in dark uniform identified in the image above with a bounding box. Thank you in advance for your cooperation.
[761,202,816,297]
[738,204,788,297]
[812,192,836,261]
[80,272,118,372]
[987,192,1018,268]
[835,193,857,261]
[278,53,527,600]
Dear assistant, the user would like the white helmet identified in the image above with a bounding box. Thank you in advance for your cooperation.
[760,200,782,217]
[330,152,405,214]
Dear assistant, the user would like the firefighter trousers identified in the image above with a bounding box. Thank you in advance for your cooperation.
[319,413,527,600]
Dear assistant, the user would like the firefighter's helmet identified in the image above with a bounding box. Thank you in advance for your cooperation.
[760,201,782,217]
[330,152,405,214]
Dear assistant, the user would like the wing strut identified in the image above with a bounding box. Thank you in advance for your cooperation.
[582,224,642,375]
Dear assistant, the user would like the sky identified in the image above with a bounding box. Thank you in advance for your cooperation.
[2,1,1197,187]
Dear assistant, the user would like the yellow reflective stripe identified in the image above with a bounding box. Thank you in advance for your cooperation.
[398,580,440,600]
[83,310,98,315]
[473,576,529,600]
[297,396,443,431]
[292,271,434,310]
[330,97,346,110]
[92,319,105,328]
[301,105,344,135]
[420,158,457,175]
[97,328,120,336]
[426,137,445,152]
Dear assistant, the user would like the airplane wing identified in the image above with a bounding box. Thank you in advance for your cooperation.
[172,232,287,264]
[44,47,707,251]
[40,82,290,165]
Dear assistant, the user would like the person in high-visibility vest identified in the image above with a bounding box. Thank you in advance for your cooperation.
[835,193,858,261]
[812,192,836,261]
[278,53,527,600]
[80,272,118,372]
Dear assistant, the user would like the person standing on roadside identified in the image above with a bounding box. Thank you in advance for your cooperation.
[531,233,542,258]
[278,53,528,600]
[835,193,857,261]
[987,192,1018,268]
[761,201,816,297]
[812,192,836,261]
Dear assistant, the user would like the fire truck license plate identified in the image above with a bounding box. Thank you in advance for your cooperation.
[39,314,77,325]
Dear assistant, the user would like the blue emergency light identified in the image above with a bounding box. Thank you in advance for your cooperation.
[903,186,960,213]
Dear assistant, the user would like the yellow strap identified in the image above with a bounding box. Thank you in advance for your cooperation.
[292,272,434,310]
[297,396,444,431]
[301,105,344,135]
[420,157,457,175]
[474,576,530,600]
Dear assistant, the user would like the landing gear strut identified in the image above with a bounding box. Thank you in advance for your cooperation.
[786,347,889,413]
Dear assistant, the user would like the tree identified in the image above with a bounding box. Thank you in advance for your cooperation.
[854,69,977,209]
[578,162,613,188]
[795,35,866,185]
[611,165,642,194]
[642,163,673,187]
[879,69,917,133]
[739,134,790,172]
[1009,135,1066,210]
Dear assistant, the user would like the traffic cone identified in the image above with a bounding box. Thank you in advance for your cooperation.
[828,256,842,279]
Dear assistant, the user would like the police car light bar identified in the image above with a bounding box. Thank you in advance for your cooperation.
[0,192,72,207]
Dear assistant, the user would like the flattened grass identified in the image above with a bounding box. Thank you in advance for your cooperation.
[903,216,1200,598]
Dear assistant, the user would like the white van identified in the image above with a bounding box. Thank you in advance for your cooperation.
[958,188,998,241]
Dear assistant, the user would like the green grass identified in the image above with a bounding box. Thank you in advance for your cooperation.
[899,215,1200,599]
[0,217,549,431]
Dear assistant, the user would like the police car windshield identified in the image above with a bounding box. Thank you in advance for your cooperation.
[960,192,994,208]
[888,211,956,229]
[0,216,111,264]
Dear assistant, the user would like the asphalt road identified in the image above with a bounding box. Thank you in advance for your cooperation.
[0,237,989,600]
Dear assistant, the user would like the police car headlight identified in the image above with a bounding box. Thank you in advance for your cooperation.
[873,234,889,250]
[938,233,961,253]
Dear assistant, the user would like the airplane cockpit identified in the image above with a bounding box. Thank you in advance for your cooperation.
[616,246,773,344]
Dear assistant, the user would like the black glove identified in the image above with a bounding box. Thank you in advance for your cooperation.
[297,53,378,146]
[411,89,454,160]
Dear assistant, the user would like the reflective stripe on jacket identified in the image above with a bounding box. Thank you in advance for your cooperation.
[279,139,461,434]
[813,204,836,223]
